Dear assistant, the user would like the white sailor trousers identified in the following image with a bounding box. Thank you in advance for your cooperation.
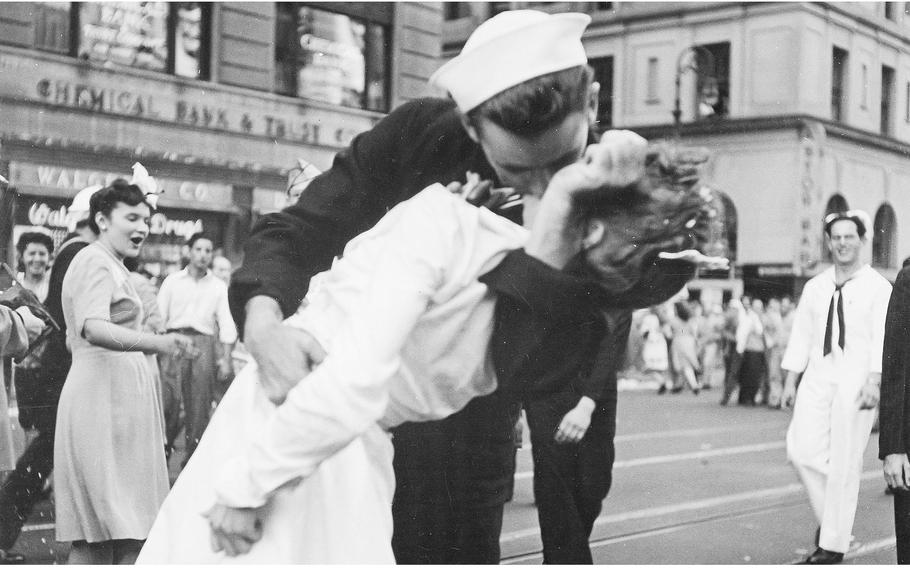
[786,369,875,553]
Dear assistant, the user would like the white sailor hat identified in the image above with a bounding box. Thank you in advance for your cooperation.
[67,184,103,231]
[69,184,104,216]
[430,10,591,113]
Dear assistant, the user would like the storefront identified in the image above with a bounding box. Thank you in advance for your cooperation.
[4,160,240,284]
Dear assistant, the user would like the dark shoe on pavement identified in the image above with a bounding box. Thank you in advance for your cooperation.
[657,384,667,395]
[0,550,26,565]
[799,547,843,564]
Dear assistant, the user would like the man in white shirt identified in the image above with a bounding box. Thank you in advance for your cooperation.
[781,210,891,564]
[158,233,237,465]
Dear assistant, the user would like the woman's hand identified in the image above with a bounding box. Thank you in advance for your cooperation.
[159,333,199,359]
[204,503,263,557]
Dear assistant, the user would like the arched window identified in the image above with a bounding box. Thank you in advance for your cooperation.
[873,203,897,268]
[822,194,849,263]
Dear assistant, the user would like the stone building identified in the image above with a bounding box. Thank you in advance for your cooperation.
[0,2,442,279]
[443,2,910,302]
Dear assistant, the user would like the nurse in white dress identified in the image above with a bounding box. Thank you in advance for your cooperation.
[137,184,529,563]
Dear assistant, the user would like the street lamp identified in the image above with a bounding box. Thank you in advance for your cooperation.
[672,45,717,140]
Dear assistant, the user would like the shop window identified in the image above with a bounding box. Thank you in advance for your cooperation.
[822,194,849,263]
[79,2,210,78]
[0,2,211,79]
[695,42,730,119]
[274,3,391,112]
[873,203,897,268]
[590,55,614,128]
[832,47,848,121]
[882,65,895,135]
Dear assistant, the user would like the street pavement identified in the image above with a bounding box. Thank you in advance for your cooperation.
[7,387,899,564]
[502,387,897,564]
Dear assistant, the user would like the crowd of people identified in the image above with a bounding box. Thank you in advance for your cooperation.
[0,7,909,567]
[632,294,797,407]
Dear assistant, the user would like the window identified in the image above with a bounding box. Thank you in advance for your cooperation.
[886,1,897,20]
[0,2,210,78]
[444,3,471,21]
[646,57,659,103]
[695,42,730,118]
[882,65,895,135]
[78,2,209,78]
[873,204,897,268]
[831,47,848,121]
[274,3,391,112]
[822,194,849,263]
[590,56,614,127]
[34,2,72,54]
[861,64,869,109]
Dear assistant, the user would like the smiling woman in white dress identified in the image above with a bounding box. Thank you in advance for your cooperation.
[53,181,196,565]
[136,137,719,564]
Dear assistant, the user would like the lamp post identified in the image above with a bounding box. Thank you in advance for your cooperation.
[672,45,717,140]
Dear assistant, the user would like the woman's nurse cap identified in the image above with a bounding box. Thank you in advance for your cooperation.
[430,10,591,113]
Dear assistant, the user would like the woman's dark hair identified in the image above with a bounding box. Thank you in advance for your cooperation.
[16,231,54,256]
[674,301,693,322]
[467,65,593,136]
[88,179,149,234]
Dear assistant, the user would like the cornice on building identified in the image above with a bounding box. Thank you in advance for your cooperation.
[623,114,910,159]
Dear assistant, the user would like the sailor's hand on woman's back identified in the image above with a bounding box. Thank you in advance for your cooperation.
[244,296,327,405]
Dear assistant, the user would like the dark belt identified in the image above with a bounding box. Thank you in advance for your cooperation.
[166,327,206,335]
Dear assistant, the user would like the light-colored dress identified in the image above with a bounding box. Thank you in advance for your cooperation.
[54,243,169,543]
[137,184,528,563]
[641,312,669,372]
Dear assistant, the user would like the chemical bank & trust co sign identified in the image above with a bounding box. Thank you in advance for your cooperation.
[0,52,373,149]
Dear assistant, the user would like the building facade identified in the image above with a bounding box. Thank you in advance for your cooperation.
[0,2,442,280]
[443,1,910,303]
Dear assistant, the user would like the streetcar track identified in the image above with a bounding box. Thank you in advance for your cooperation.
[501,469,883,562]
[502,498,809,564]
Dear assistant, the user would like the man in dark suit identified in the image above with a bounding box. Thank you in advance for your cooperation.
[880,257,910,564]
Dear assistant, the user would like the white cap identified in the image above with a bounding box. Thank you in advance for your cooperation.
[67,184,103,231]
[69,184,103,216]
[430,10,591,113]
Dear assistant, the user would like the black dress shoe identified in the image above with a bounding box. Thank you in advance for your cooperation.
[0,550,26,565]
[799,547,844,564]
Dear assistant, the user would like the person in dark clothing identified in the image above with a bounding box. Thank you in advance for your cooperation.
[524,308,631,564]
[228,12,611,563]
[226,10,708,563]
[881,264,910,564]
[0,186,100,564]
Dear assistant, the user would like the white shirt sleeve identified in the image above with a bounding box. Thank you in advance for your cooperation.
[213,188,454,508]
[215,282,238,345]
[157,275,172,329]
[781,282,815,374]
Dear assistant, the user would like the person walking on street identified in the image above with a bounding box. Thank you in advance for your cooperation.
[158,233,237,464]
[781,210,891,564]
[735,298,767,406]
[720,298,743,405]
[764,298,785,408]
